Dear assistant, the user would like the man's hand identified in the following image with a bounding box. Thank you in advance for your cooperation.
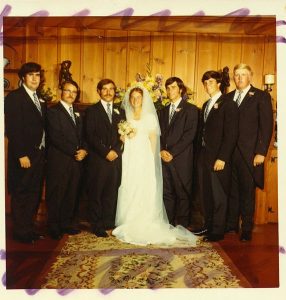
[106,150,118,162]
[214,159,225,171]
[19,156,31,168]
[253,154,265,166]
[75,149,88,161]
[160,150,173,162]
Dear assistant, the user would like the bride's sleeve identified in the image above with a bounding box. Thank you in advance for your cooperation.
[148,115,160,156]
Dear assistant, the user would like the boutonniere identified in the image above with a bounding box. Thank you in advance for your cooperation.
[249,91,255,97]
[213,103,219,109]
[39,98,45,103]
[175,108,182,113]
[113,108,120,115]
[74,112,80,117]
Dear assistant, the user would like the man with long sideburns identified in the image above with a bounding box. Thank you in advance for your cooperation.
[46,80,88,240]
[159,77,198,227]
[85,79,125,237]
[5,62,46,244]
[225,63,273,241]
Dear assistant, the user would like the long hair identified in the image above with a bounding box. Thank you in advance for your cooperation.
[165,77,187,98]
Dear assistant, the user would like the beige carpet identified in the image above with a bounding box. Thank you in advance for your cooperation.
[40,231,250,289]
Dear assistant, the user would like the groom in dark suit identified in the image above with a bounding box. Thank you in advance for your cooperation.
[159,77,198,227]
[195,70,238,241]
[85,79,125,237]
[5,62,46,243]
[225,63,273,241]
[46,80,88,240]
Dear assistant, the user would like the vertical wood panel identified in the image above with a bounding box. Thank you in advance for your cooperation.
[151,32,173,82]
[219,35,243,92]
[173,33,197,99]
[58,27,81,99]
[25,23,38,63]
[104,30,128,89]
[241,35,265,90]
[263,36,277,109]
[195,34,220,108]
[127,31,151,85]
[37,27,58,101]
[81,29,105,103]
[3,27,25,69]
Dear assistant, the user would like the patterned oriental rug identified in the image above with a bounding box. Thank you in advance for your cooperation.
[39,231,251,289]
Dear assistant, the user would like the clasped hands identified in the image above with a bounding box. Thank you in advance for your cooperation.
[253,154,265,166]
[160,150,173,162]
[75,149,88,161]
[106,150,118,162]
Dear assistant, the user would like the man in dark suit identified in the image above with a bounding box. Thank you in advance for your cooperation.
[159,77,198,227]
[85,79,125,237]
[5,62,46,243]
[46,80,88,240]
[226,63,273,241]
[195,70,238,241]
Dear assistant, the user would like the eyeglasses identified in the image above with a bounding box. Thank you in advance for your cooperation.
[63,89,77,95]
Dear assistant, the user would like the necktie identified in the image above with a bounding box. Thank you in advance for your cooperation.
[235,91,243,106]
[169,104,175,123]
[204,99,211,122]
[107,103,112,123]
[69,106,76,124]
[33,92,42,114]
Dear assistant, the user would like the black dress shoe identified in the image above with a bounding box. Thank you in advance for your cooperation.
[62,228,81,235]
[92,228,108,237]
[240,231,252,242]
[192,228,209,236]
[203,233,224,242]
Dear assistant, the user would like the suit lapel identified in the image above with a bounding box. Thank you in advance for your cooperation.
[168,100,184,127]
[99,101,113,127]
[58,102,77,128]
[238,85,256,111]
[206,95,224,122]
[21,87,43,118]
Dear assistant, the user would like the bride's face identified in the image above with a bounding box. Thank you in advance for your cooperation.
[129,91,143,109]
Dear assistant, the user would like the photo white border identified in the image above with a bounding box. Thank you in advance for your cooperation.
[1,1,285,299]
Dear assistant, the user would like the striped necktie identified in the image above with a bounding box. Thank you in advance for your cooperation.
[33,92,42,114]
[107,103,112,123]
[169,104,175,123]
[69,106,76,124]
[235,91,243,106]
[204,99,211,122]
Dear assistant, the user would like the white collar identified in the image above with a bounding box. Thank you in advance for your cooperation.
[23,84,37,100]
[170,97,182,109]
[60,100,73,113]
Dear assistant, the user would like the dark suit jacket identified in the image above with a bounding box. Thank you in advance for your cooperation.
[159,100,198,190]
[198,94,239,193]
[4,85,47,193]
[226,85,273,188]
[46,102,87,173]
[85,101,125,170]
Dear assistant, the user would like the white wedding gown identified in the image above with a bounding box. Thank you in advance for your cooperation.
[112,114,198,246]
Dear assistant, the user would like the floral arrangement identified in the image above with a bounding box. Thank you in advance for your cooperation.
[114,63,194,110]
[118,120,136,138]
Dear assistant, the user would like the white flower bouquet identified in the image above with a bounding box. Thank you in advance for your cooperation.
[118,120,136,139]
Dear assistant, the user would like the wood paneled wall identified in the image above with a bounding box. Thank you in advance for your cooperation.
[4,16,276,108]
[3,16,278,224]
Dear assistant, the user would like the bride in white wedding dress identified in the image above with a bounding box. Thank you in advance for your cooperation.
[112,85,198,246]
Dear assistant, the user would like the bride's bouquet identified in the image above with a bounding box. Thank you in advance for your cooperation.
[118,120,136,139]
